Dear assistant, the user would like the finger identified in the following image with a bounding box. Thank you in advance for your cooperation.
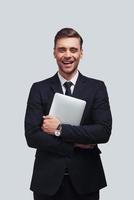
[42,123,48,129]
[41,125,49,133]
[41,126,45,132]
[43,115,53,119]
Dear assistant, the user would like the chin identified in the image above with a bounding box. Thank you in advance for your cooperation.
[62,66,74,72]
[63,68,77,75]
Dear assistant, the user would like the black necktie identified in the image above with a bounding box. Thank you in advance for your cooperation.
[63,81,73,175]
[64,81,73,96]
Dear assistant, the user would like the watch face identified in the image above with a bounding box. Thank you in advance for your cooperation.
[55,130,61,136]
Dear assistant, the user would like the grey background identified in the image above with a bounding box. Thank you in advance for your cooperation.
[0,0,133,199]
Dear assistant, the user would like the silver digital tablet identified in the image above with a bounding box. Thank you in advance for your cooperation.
[49,93,86,125]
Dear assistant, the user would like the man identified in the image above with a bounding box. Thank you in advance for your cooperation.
[25,28,112,200]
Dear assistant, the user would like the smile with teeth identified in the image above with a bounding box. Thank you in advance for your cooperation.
[62,61,74,64]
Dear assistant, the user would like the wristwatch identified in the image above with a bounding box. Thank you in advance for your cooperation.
[54,124,62,137]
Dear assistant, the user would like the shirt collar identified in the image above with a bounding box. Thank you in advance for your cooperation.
[58,71,79,86]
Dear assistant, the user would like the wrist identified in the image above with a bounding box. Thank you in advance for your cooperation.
[54,124,62,137]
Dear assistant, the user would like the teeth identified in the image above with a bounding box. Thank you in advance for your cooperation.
[63,61,73,64]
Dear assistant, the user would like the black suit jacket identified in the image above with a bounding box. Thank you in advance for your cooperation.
[25,72,112,195]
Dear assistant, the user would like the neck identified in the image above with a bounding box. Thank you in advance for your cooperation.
[58,69,78,80]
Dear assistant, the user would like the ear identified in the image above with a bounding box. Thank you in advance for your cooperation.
[53,48,56,58]
[80,49,83,58]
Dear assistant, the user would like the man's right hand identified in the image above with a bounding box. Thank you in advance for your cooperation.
[74,144,96,149]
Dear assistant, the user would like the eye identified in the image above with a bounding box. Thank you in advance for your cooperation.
[58,48,66,53]
[70,48,78,53]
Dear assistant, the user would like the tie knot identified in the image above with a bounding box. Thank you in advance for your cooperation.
[63,81,73,96]
[64,81,73,89]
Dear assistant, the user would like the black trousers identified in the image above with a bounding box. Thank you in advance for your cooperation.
[33,175,99,200]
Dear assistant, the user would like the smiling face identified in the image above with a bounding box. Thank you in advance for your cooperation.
[54,37,83,80]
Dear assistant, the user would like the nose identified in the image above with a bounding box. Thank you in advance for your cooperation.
[64,50,71,58]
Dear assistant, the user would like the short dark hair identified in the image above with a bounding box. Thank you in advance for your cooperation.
[54,28,83,49]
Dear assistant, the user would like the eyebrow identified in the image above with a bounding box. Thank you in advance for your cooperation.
[57,47,78,50]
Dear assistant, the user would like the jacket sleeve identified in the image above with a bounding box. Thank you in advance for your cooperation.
[61,82,112,144]
[24,83,73,156]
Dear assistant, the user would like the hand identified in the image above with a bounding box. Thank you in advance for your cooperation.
[74,143,96,149]
[41,115,61,135]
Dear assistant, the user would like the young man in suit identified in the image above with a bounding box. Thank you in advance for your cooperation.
[25,28,112,200]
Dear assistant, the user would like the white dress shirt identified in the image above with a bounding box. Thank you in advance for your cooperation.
[58,71,79,95]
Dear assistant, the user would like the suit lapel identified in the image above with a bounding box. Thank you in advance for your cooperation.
[44,73,63,114]
[50,73,63,94]
[72,72,87,99]
[72,73,89,124]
